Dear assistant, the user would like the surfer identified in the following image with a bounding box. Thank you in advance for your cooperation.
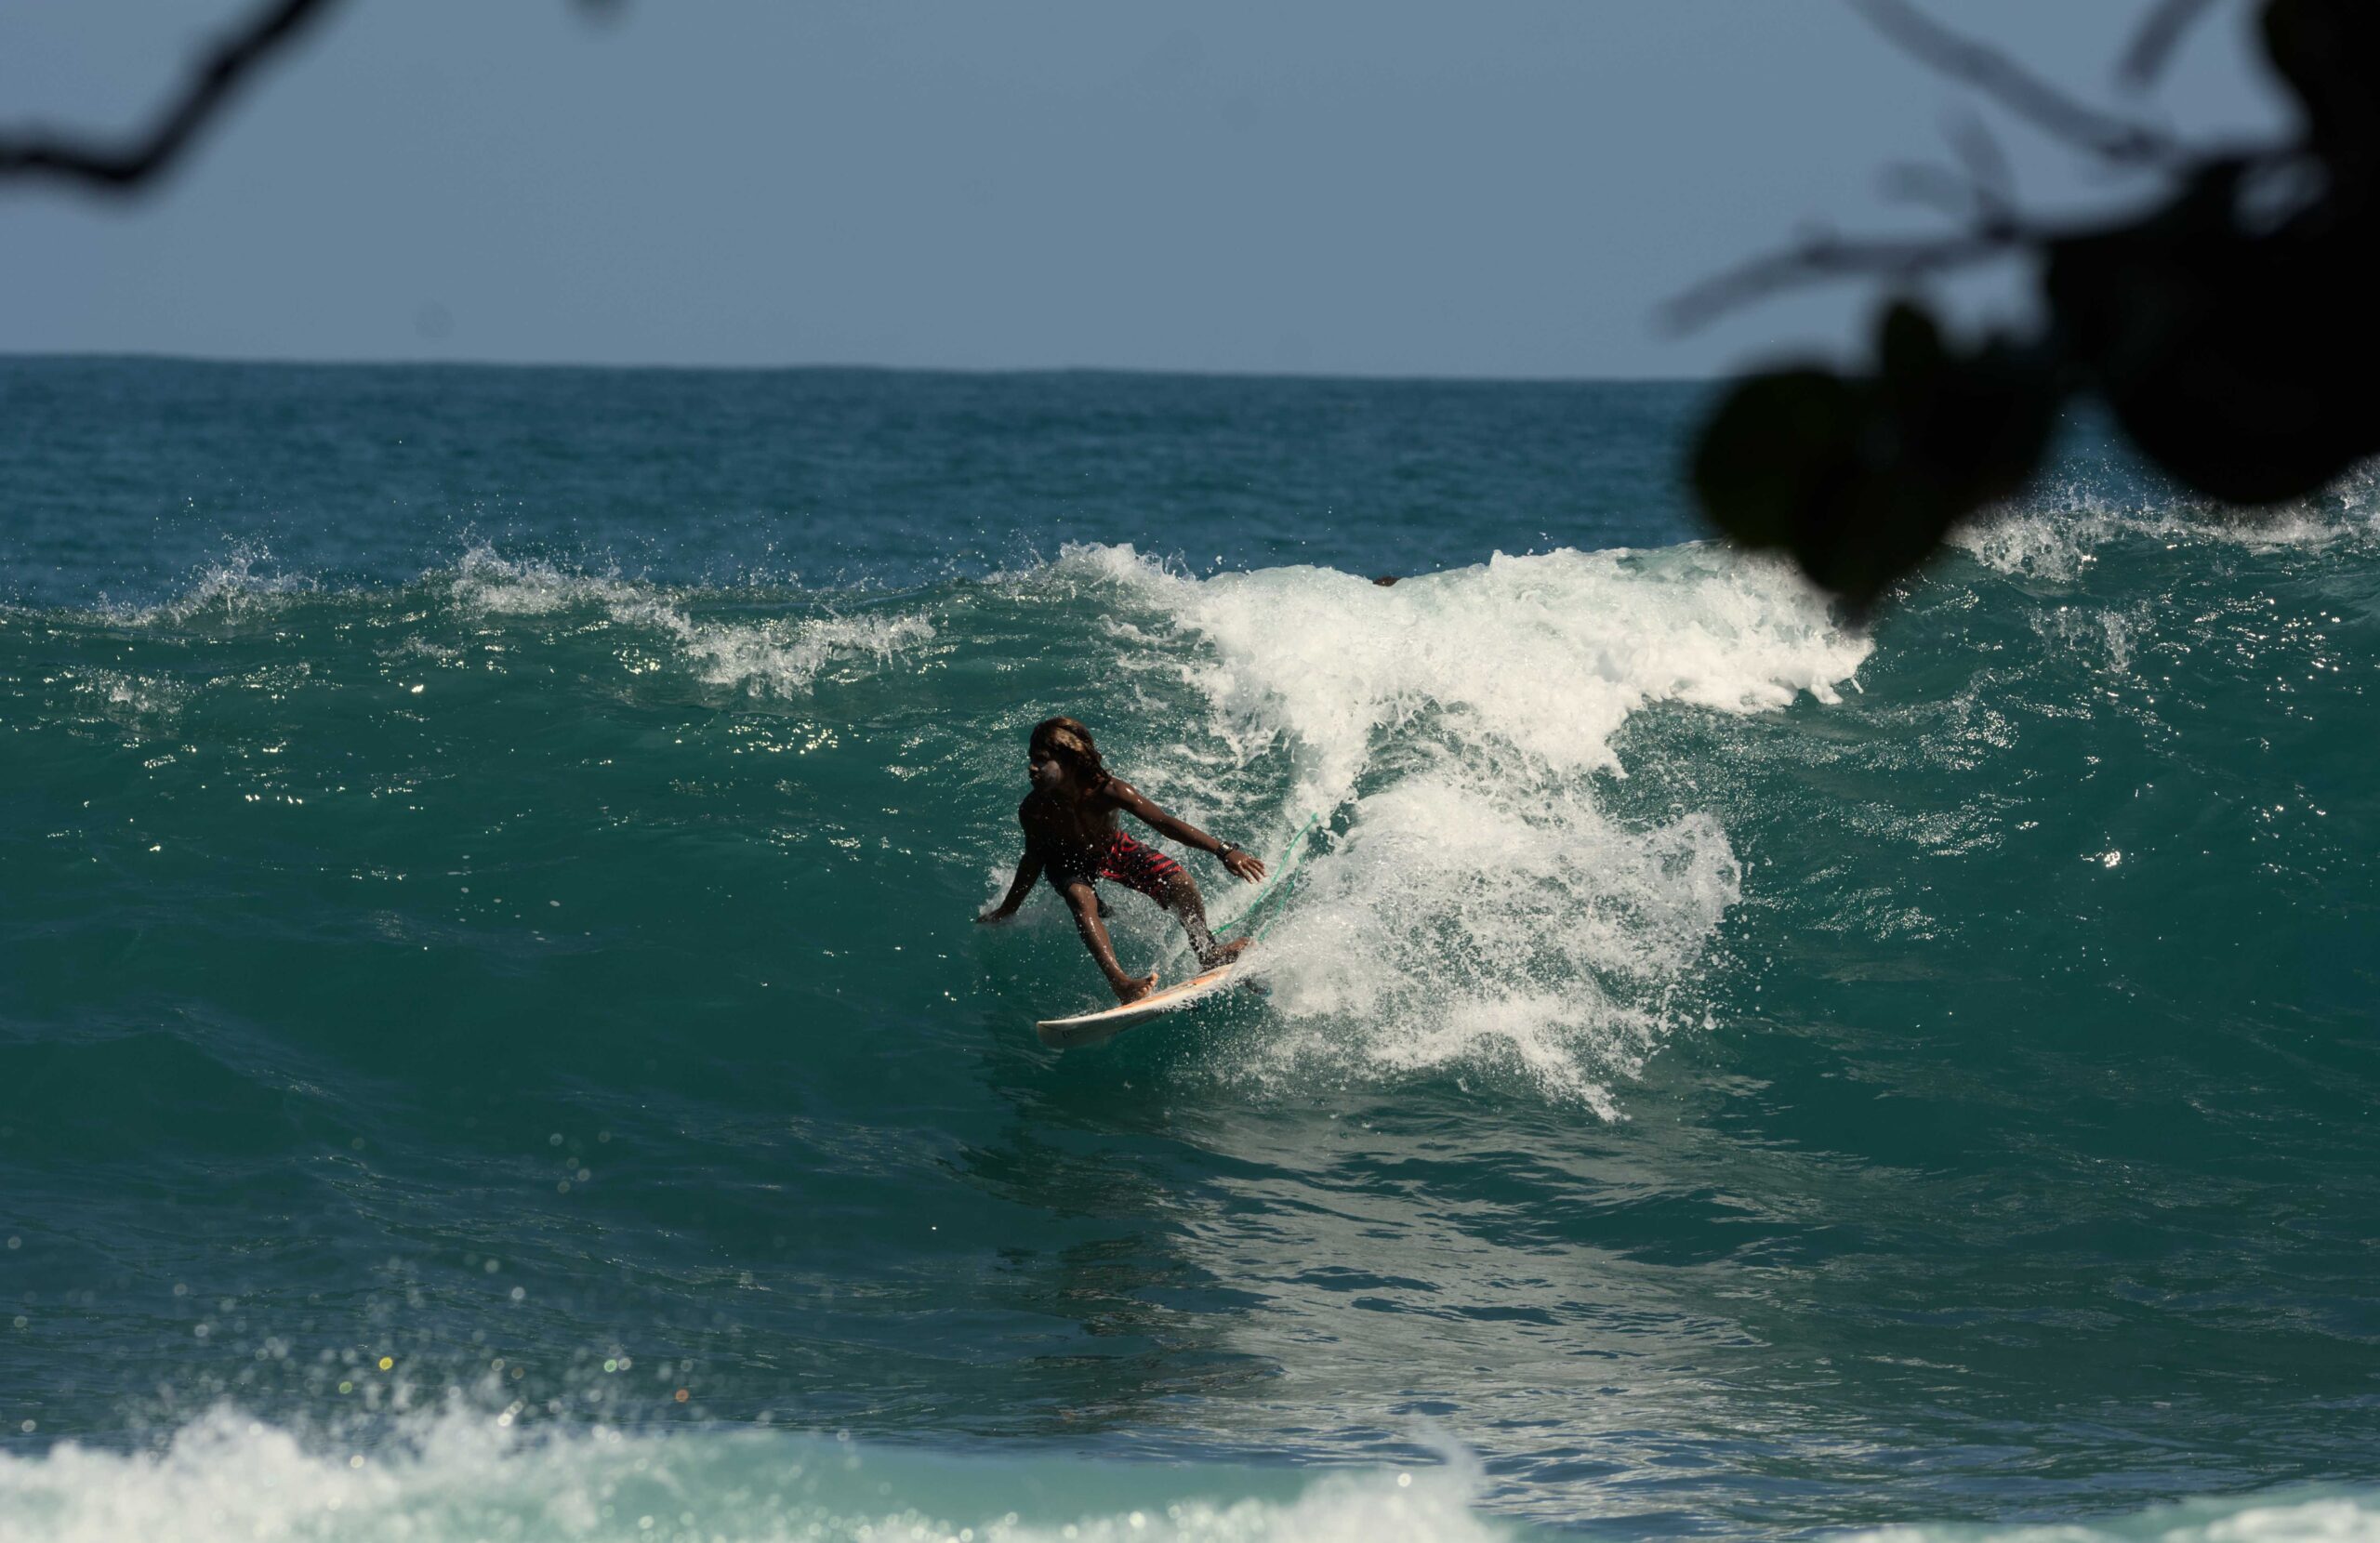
[977,717,1266,1005]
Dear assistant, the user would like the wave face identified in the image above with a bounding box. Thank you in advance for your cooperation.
[2,360,2377,1539]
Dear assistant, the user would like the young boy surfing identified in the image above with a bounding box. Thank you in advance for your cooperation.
[977,717,1266,1005]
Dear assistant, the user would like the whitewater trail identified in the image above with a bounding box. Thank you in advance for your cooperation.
[1031,542,1867,1112]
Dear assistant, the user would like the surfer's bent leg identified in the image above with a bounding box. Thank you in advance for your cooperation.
[1147,868,1216,963]
[1156,870,1248,969]
[1103,833,1246,969]
[1060,879,1157,1005]
[1128,858,1240,969]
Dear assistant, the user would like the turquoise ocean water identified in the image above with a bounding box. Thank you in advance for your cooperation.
[1,358,2375,1541]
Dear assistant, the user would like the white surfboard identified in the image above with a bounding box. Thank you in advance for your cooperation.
[1035,961,1244,1048]
[1031,813,1318,1049]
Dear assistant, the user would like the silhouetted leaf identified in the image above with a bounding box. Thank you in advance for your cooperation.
[2046,159,2380,505]
[1691,302,2060,616]
[2261,0,2380,166]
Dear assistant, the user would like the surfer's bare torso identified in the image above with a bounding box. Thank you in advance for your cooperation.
[979,719,1266,1005]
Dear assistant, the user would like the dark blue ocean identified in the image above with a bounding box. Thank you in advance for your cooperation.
[2,357,2375,1542]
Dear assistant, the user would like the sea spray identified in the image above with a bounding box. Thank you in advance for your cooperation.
[1049,542,1866,1108]
[445,545,937,697]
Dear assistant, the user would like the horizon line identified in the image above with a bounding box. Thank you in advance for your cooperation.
[0,347,1716,389]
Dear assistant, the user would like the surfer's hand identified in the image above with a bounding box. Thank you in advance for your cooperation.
[976,907,1012,925]
[1223,847,1266,883]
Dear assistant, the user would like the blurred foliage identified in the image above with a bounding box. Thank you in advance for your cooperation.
[0,0,615,191]
[1691,0,2380,615]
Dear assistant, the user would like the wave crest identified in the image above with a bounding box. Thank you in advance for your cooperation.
[447,546,935,697]
[1053,542,1864,1111]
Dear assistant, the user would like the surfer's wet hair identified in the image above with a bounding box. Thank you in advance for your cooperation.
[1030,716,1112,793]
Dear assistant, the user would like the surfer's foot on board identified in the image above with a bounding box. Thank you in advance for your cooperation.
[1112,969,1159,1006]
[1202,937,1255,968]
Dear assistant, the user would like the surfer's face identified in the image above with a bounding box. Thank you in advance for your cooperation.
[1029,750,1068,791]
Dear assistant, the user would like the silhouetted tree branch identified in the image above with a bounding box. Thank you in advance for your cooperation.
[1849,0,2185,167]
[1663,223,2039,336]
[1943,112,2016,206]
[2118,0,2223,89]
[1686,0,2380,618]
[0,0,345,191]
[1887,112,2021,227]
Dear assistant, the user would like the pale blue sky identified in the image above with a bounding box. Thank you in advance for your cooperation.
[0,2,2292,376]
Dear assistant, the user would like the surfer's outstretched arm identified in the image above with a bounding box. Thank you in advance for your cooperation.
[1106,781,1266,883]
[977,850,1043,924]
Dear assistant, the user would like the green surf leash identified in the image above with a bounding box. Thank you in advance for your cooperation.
[1213,811,1322,943]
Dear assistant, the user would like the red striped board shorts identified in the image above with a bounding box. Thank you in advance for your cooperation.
[1046,832,1184,904]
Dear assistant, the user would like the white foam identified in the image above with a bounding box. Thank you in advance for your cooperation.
[447,546,933,697]
[991,1466,1505,1543]
[110,545,314,626]
[1841,1490,2380,1543]
[0,1406,1511,1543]
[1954,467,2380,583]
[1051,542,1866,1110]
